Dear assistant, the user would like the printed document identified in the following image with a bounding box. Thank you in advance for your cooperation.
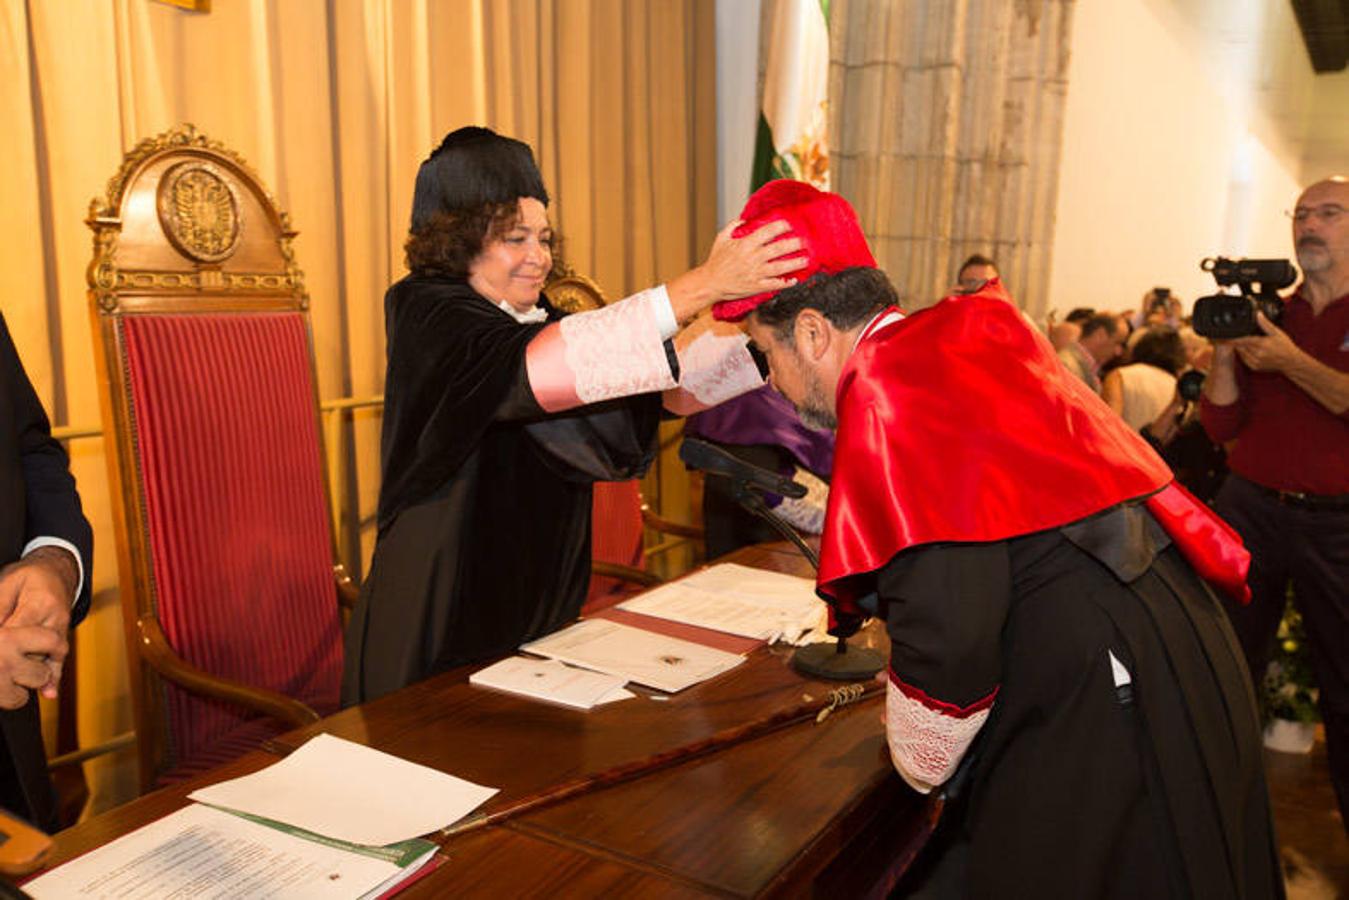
[24,803,436,900]
[617,562,824,643]
[521,618,743,693]
[470,656,634,709]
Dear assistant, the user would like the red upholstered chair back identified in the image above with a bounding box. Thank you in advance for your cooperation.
[585,480,647,612]
[122,314,342,769]
[87,125,345,790]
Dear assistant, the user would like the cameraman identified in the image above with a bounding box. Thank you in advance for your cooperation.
[1141,340,1227,504]
[1200,176,1349,828]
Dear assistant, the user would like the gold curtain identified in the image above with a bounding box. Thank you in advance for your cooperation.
[0,0,715,817]
[828,0,1075,318]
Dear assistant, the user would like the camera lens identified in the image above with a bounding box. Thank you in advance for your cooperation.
[1178,370,1205,402]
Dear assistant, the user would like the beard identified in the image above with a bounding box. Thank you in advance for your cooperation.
[796,371,837,431]
[1296,237,1330,273]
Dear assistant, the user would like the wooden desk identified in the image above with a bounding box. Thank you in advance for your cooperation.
[39,544,929,897]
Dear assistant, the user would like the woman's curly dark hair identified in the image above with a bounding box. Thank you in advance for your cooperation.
[404,200,564,279]
[405,201,517,278]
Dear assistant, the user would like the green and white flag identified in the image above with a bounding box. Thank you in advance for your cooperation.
[752,0,831,191]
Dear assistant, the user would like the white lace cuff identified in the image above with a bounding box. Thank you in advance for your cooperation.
[772,467,828,534]
[557,287,678,404]
[663,328,764,417]
[886,674,994,789]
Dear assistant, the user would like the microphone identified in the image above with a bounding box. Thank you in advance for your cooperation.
[681,437,882,682]
[678,438,807,499]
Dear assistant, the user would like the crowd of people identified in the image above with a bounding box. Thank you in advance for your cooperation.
[1037,285,1230,503]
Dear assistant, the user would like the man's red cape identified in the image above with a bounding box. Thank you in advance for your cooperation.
[817,281,1251,614]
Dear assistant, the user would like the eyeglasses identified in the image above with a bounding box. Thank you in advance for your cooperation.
[1286,204,1346,224]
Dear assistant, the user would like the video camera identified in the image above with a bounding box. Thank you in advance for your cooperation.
[1190,257,1296,339]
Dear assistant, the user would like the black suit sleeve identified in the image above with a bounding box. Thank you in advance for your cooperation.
[0,315,93,626]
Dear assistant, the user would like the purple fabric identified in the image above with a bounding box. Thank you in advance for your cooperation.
[685,385,834,476]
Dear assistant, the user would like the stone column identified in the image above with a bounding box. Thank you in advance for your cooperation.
[830,0,1074,320]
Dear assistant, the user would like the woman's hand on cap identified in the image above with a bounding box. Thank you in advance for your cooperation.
[667,220,804,323]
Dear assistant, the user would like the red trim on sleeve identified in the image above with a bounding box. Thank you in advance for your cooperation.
[887,668,999,719]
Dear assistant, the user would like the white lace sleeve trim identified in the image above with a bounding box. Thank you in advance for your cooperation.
[676,329,764,407]
[886,677,992,788]
[558,287,678,403]
[772,467,829,535]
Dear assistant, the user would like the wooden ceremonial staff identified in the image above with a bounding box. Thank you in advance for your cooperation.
[439,679,885,839]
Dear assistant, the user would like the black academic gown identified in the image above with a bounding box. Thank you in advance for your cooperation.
[342,277,663,704]
[884,503,1283,900]
[0,314,93,831]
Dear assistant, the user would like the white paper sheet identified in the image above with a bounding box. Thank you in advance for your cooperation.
[470,656,634,709]
[187,733,497,846]
[24,804,432,900]
[617,562,824,642]
[521,618,744,693]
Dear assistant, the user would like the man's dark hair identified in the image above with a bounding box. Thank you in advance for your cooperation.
[1130,326,1186,375]
[959,253,998,273]
[1065,307,1096,325]
[1080,313,1120,340]
[752,267,897,342]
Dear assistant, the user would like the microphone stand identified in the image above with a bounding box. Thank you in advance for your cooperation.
[730,482,819,569]
[727,480,883,681]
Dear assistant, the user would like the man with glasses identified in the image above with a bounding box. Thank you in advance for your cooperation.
[1201,176,1349,831]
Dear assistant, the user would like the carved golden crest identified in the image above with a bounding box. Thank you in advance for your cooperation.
[544,266,608,313]
[86,123,308,311]
[156,161,242,262]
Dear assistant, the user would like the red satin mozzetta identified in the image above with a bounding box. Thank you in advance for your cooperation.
[817,280,1251,607]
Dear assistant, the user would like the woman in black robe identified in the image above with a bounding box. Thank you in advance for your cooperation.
[342,128,799,703]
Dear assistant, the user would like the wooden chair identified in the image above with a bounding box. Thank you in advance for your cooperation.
[543,270,704,612]
[86,124,355,792]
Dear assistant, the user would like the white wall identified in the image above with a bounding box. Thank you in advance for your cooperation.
[1047,0,1303,318]
[715,0,762,228]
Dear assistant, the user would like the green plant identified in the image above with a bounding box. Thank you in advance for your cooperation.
[1260,600,1320,725]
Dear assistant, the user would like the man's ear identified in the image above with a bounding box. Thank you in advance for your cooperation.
[793,309,832,362]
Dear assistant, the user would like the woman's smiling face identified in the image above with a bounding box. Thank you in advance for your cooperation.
[468,197,554,312]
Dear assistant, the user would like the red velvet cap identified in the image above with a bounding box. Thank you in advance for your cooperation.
[713,180,877,321]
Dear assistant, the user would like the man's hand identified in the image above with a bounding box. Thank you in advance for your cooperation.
[1231,313,1305,373]
[1220,312,1349,415]
[0,627,66,709]
[0,549,77,700]
[1144,394,1187,447]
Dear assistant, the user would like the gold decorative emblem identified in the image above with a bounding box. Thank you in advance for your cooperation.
[156,161,242,262]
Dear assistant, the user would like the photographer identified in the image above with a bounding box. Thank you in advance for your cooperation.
[1140,350,1227,505]
[1200,176,1349,830]
[1129,286,1182,333]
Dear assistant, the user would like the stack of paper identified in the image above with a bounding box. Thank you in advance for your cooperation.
[26,735,499,900]
[617,562,826,644]
[470,656,635,709]
[26,805,438,900]
[521,618,744,693]
[188,734,497,846]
